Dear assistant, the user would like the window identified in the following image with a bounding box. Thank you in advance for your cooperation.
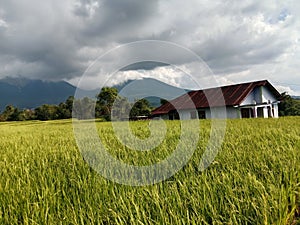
[241,108,254,118]
[257,107,264,118]
[168,110,179,120]
[198,110,206,119]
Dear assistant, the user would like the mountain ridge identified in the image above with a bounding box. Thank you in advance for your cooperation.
[0,77,77,110]
[0,77,188,111]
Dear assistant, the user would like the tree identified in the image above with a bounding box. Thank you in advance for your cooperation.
[279,92,300,116]
[21,109,35,121]
[0,105,35,122]
[0,105,22,121]
[65,96,74,114]
[35,104,59,121]
[56,96,74,119]
[96,87,119,121]
[110,97,131,120]
[7,107,22,121]
[73,97,95,120]
[160,98,169,105]
[130,98,152,118]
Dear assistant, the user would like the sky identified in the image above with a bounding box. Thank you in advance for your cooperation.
[0,0,299,95]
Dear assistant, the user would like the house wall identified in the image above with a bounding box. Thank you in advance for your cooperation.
[241,86,277,105]
[227,107,241,119]
[177,107,239,120]
[153,114,169,120]
[161,104,278,120]
[178,109,195,120]
[254,87,263,103]
[206,107,239,119]
[207,107,227,119]
[241,90,256,105]
[261,86,277,103]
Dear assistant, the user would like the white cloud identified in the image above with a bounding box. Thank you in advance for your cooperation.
[0,19,8,28]
[276,85,300,96]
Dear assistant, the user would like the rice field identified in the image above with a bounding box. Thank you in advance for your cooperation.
[0,117,299,224]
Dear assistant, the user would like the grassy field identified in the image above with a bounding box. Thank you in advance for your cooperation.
[0,117,299,224]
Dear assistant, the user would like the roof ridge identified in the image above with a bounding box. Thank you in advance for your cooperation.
[188,79,268,93]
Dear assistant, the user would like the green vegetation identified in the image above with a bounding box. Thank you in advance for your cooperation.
[0,117,299,224]
[279,93,300,116]
[0,87,153,122]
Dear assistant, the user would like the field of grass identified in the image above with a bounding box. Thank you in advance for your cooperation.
[0,117,299,224]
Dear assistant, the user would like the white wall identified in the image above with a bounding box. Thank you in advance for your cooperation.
[254,87,262,103]
[178,109,193,120]
[241,90,255,105]
[227,107,240,119]
[261,86,277,103]
[273,104,279,118]
[241,86,277,105]
[178,107,238,119]
[206,107,240,119]
[205,108,211,119]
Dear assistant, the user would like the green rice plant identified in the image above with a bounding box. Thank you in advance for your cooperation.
[0,117,299,224]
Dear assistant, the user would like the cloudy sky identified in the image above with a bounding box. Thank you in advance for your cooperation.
[0,0,299,94]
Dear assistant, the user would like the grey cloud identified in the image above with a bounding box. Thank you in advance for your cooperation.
[121,61,169,71]
[77,0,158,42]
[200,32,291,73]
[0,0,299,94]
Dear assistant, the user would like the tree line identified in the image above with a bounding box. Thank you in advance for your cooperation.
[0,87,152,122]
[1,90,299,122]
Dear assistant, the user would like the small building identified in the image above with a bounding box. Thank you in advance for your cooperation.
[152,80,281,119]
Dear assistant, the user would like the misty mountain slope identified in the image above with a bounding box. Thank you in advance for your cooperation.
[0,77,188,110]
[0,77,77,110]
[114,78,189,107]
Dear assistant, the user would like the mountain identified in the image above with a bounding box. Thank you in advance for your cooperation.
[0,77,77,110]
[292,96,300,100]
[0,77,188,111]
[113,78,189,107]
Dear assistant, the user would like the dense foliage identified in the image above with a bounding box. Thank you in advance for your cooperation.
[0,87,152,122]
[0,118,299,224]
[279,92,300,116]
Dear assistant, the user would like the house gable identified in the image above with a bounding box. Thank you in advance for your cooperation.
[240,86,278,106]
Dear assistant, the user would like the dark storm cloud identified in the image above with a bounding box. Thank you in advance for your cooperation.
[0,0,159,80]
[73,0,158,45]
[0,0,299,94]
[0,0,83,79]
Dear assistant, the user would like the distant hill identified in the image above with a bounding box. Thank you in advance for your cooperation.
[0,77,187,111]
[292,96,300,100]
[0,77,77,110]
[113,78,189,107]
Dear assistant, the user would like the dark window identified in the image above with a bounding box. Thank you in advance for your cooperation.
[168,110,179,120]
[198,110,206,119]
[241,108,250,118]
[241,108,255,118]
[257,108,264,118]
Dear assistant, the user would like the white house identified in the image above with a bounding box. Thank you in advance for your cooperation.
[152,80,281,120]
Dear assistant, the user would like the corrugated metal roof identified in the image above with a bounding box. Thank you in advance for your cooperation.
[152,80,281,115]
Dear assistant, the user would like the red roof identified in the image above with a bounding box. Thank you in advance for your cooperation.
[152,80,281,115]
